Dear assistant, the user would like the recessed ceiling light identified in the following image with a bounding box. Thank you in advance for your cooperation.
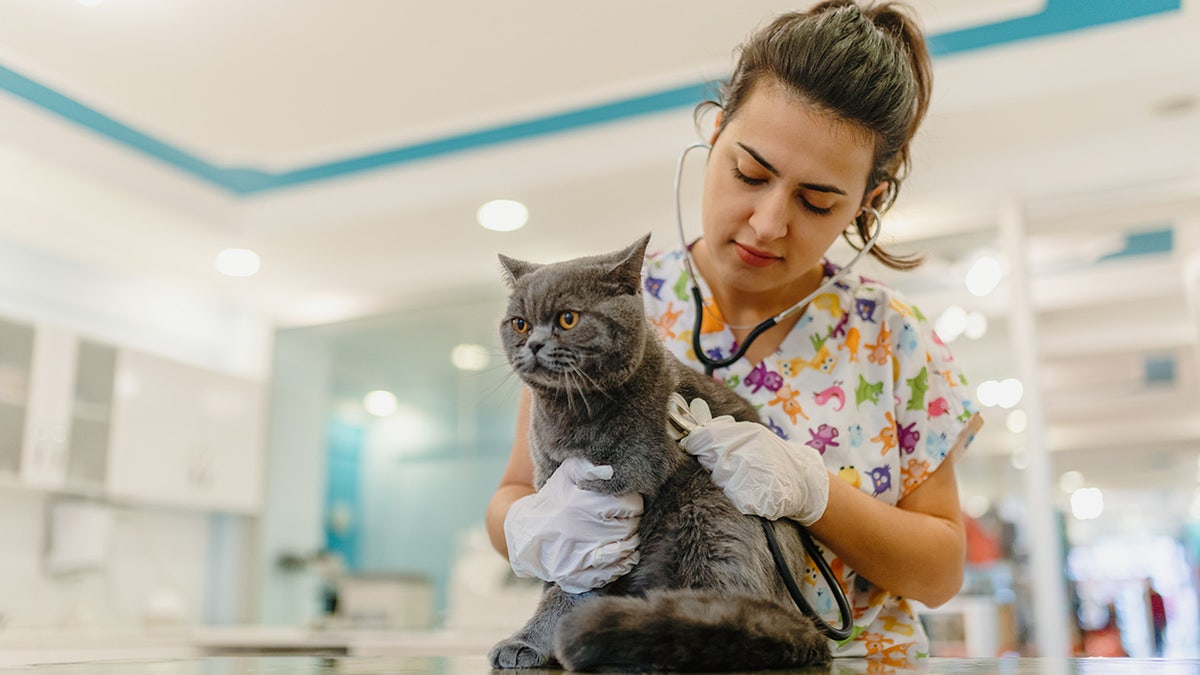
[1070,487,1104,521]
[363,390,398,417]
[934,305,967,343]
[964,311,988,340]
[1059,470,1085,493]
[450,344,490,371]
[1005,408,1028,433]
[965,256,1002,296]
[215,248,260,277]
[477,199,528,232]
[976,378,1023,408]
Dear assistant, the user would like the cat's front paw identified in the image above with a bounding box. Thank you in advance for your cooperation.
[576,476,624,494]
[489,636,557,669]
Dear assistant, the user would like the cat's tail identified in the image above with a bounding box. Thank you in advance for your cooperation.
[553,589,831,672]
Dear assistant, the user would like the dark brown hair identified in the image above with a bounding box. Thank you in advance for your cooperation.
[701,1,932,269]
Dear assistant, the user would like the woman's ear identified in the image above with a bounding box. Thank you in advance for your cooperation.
[859,181,889,216]
[708,110,724,146]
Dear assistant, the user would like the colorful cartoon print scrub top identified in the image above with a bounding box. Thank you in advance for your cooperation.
[642,246,983,661]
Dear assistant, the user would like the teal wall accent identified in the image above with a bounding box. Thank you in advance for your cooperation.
[324,419,366,572]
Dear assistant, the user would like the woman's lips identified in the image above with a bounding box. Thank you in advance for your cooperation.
[734,242,780,268]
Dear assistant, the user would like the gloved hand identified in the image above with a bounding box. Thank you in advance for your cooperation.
[504,456,644,594]
[669,393,830,526]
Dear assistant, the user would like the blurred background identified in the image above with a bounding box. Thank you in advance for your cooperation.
[0,0,1198,664]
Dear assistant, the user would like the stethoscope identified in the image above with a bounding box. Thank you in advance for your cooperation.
[672,141,888,642]
[673,141,884,378]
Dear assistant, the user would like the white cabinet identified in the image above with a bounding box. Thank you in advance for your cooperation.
[20,325,80,489]
[107,349,265,513]
[0,316,264,513]
[65,339,117,488]
[2,321,112,492]
[0,317,36,478]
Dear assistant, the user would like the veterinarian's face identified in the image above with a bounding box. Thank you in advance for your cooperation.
[700,81,884,300]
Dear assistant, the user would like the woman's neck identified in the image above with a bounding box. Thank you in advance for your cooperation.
[691,238,827,332]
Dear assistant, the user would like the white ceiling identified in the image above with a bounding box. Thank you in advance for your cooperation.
[0,0,1196,326]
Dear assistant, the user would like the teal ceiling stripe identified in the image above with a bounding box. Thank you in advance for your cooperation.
[267,81,715,193]
[1098,227,1174,261]
[0,0,1181,196]
[928,0,1181,56]
[0,64,239,188]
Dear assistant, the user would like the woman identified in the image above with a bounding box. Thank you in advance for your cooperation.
[486,0,982,660]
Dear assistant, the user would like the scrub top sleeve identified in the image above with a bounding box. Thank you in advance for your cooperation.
[889,299,982,499]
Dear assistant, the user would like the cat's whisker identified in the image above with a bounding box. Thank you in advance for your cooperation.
[570,370,594,417]
[557,368,578,415]
[572,366,613,403]
[480,369,522,403]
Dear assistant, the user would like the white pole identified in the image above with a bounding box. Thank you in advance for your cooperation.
[998,201,1073,656]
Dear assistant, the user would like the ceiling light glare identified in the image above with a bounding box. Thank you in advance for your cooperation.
[964,494,990,519]
[965,256,1002,296]
[964,311,988,340]
[451,344,491,371]
[976,380,998,407]
[477,199,529,232]
[215,248,261,277]
[1010,447,1028,471]
[1005,408,1028,433]
[996,378,1024,409]
[1070,487,1104,521]
[363,390,398,417]
[1059,470,1085,494]
[976,378,1023,408]
[934,306,968,343]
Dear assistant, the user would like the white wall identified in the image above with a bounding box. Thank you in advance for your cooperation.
[0,489,209,629]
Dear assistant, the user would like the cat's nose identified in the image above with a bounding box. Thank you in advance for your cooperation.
[527,339,544,354]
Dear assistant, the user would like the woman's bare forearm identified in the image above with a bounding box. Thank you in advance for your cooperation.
[806,461,965,607]
[487,482,535,557]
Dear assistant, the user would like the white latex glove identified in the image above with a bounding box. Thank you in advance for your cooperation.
[504,456,644,594]
[670,393,830,526]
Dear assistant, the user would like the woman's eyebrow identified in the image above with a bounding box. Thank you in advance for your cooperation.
[737,142,847,196]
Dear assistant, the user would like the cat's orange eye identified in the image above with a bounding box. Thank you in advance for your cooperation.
[557,311,579,330]
[511,318,529,334]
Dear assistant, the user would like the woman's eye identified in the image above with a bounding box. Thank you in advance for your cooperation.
[557,311,579,330]
[801,199,834,216]
[511,318,529,334]
[732,167,766,186]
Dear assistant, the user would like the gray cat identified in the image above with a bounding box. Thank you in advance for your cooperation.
[491,234,832,672]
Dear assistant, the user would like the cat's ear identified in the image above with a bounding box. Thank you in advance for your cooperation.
[498,254,541,287]
[606,233,652,294]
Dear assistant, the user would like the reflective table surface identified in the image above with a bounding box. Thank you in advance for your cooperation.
[1,657,1199,674]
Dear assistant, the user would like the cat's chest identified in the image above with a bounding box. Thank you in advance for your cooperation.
[528,410,616,482]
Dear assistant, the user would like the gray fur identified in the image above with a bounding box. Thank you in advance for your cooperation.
[491,234,832,672]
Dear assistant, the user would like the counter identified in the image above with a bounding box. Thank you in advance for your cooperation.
[1,656,1198,674]
[0,626,510,668]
